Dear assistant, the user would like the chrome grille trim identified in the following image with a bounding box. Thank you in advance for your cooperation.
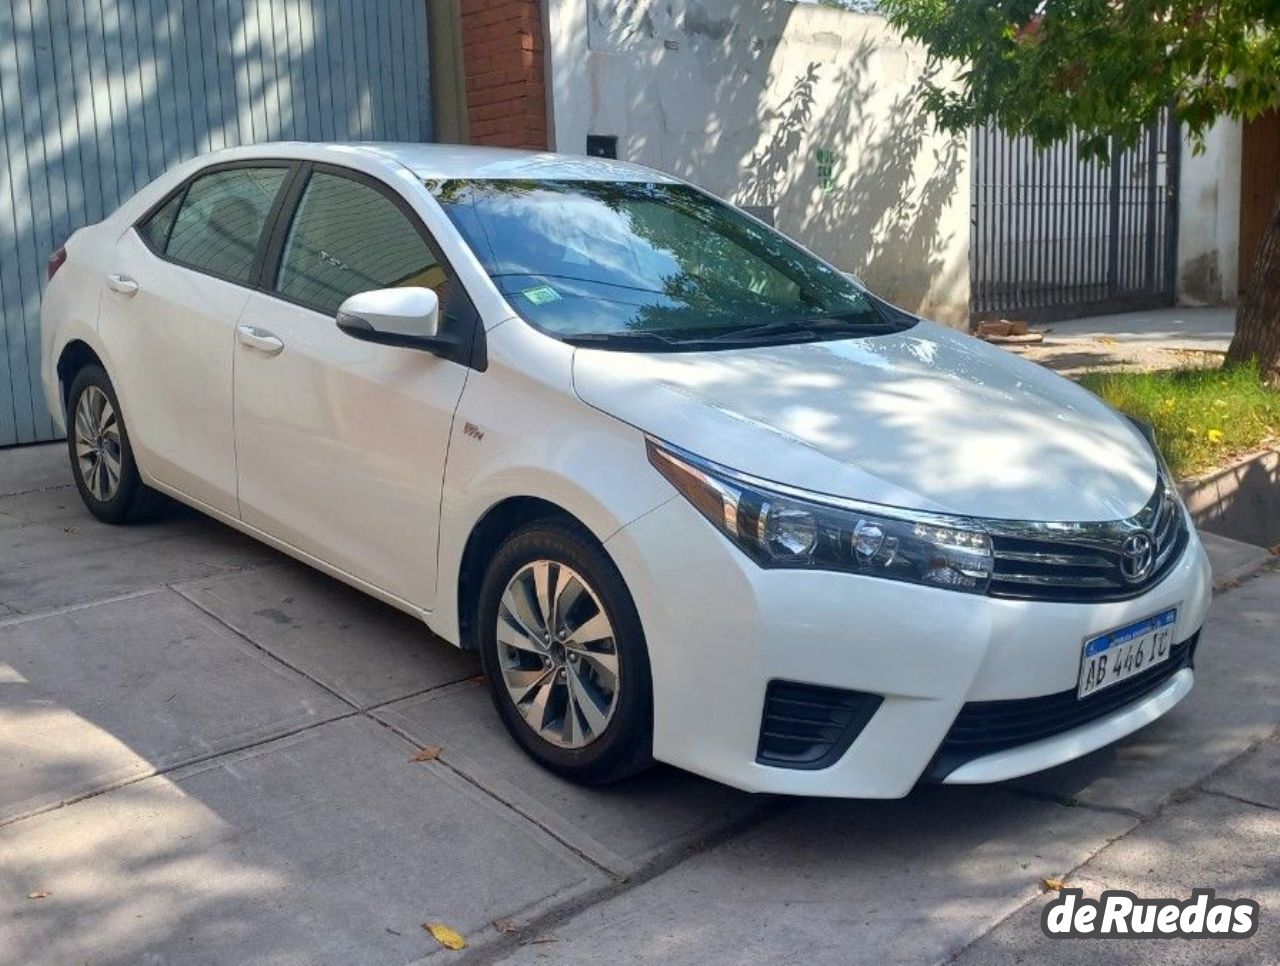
[993,549,1113,568]
[992,572,1117,588]
[985,481,1188,603]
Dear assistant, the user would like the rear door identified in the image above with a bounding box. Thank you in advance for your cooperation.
[232,165,476,609]
[97,163,293,516]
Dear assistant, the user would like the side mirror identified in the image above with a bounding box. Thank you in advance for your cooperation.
[336,287,441,347]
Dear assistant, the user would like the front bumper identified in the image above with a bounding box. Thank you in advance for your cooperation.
[605,497,1213,798]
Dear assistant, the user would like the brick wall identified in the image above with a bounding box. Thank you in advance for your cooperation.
[460,0,549,149]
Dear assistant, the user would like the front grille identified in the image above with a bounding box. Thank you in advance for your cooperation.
[924,632,1198,781]
[756,680,883,770]
[987,484,1188,603]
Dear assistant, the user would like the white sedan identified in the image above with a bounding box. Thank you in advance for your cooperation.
[40,143,1212,797]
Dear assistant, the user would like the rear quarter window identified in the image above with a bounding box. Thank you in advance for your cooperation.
[141,167,288,285]
[137,192,181,252]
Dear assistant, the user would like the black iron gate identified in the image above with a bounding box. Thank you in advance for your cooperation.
[970,111,1180,323]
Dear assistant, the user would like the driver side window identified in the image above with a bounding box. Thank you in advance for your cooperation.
[273,172,449,317]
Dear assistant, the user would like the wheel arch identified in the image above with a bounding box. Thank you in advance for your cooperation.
[56,339,107,411]
[454,495,595,651]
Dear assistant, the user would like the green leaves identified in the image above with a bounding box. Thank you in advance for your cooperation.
[877,0,1280,159]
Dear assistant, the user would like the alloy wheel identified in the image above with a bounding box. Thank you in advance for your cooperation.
[496,560,620,749]
[74,385,123,502]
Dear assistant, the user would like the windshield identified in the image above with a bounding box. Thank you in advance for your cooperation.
[430,179,913,350]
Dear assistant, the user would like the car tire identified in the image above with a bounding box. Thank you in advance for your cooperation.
[66,364,165,524]
[478,519,654,784]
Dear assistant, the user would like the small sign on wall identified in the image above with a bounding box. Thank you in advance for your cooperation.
[815,148,837,192]
[587,135,619,159]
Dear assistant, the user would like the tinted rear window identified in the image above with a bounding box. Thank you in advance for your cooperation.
[160,167,288,284]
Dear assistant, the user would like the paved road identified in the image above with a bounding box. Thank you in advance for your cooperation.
[0,444,1275,964]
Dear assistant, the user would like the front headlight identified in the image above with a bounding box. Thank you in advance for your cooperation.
[646,440,994,593]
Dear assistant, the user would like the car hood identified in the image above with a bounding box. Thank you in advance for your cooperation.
[571,321,1157,523]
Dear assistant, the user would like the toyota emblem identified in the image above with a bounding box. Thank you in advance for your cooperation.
[1120,531,1156,584]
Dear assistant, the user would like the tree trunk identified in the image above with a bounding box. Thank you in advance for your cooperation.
[1225,187,1280,375]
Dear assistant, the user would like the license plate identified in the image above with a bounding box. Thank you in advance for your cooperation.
[1078,608,1177,699]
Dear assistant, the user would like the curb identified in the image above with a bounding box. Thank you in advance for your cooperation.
[1180,444,1280,549]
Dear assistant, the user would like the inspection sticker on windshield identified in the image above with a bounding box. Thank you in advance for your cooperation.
[522,284,561,305]
[1078,608,1177,698]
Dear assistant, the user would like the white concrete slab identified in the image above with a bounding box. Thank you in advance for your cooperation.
[0,495,228,563]
[951,785,1280,964]
[0,443,70,497]
[0,486,91,527]
[0,717,606,965]
[493,785,1136,965]
[0,589,349,823]
[178,562,479,709]
[1199,530,1273,588]
[1203,732,1280,810]
[1011,571,1280,816]
[1041,307,1234,351]
[0,503,278,613]
[376,680,771,877]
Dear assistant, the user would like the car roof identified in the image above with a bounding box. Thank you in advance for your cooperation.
[202,141,680,183]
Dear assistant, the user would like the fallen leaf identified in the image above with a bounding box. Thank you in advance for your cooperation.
[27,891,51,900]
[493,917,523,934]
[410,745,442,763]
[423,922,466,950]
[1042,877,1067,891]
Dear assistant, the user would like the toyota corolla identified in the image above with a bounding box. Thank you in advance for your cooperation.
[40,143,1212,797]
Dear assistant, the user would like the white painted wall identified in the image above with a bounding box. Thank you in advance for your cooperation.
[1177,118,1242,305]
[543,0,971,326]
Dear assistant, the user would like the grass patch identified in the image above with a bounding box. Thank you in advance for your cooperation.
[1079,363,1280,478]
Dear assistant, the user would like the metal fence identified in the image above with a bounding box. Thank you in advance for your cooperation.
[970,111,1180,322]
[0,0,434,447]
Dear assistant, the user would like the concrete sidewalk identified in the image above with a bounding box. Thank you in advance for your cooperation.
[1013,307,1236,375]
[0,444,1276,964]
[1041,307,1235,351]
[0,446,763,964]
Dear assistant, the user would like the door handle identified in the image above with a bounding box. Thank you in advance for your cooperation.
[236,324,285,356]
[106,273,139,296]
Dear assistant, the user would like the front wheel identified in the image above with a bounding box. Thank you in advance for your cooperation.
[478,520,653,784]
[66,365,164,524]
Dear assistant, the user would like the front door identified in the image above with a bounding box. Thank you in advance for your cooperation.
[232,167,471,610]
[97,164,292,516]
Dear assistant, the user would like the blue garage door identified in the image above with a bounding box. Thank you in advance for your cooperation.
[0,0,433,446]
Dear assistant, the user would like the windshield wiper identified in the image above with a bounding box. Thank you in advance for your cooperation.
[697,317,900,344]
[561,330,681,349]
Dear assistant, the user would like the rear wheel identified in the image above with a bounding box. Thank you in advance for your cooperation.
[478,520,653,784]
[66,365,164,524]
